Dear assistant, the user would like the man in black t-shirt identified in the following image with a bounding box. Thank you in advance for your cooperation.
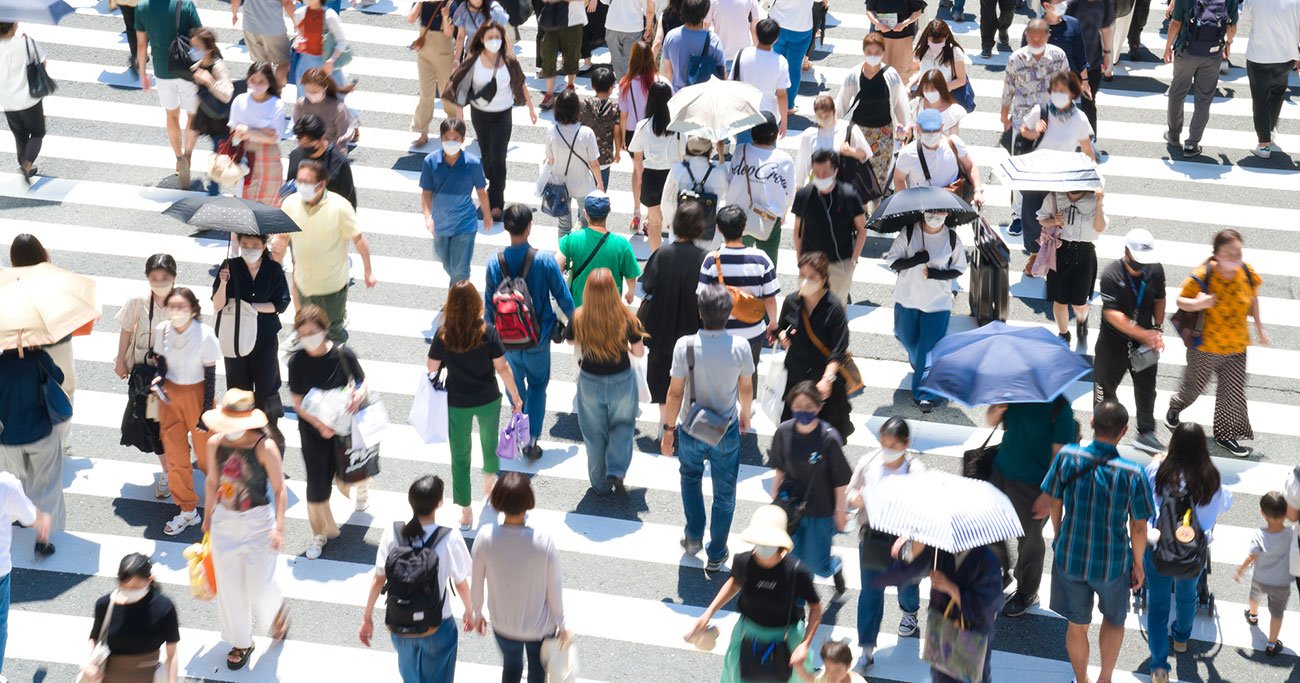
[792,150,868,305]
[1094,229,1166,452]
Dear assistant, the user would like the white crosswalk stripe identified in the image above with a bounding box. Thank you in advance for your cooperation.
[1,0,1297,680]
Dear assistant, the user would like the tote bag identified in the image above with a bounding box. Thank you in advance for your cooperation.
[758,349,787,425]
[923,602,991,683]
[630,354,651,404]
[409,371,449,443]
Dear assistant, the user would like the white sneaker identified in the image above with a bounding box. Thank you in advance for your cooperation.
[1253,144,1274,159]
[163,510,201,536]
[354,483,370,512]
[304,535,326,560]
[853,648,874,674]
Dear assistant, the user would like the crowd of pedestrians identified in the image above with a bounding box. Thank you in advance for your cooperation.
[0,0,1297,679]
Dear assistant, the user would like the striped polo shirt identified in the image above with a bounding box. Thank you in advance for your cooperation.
[696,245,780,341]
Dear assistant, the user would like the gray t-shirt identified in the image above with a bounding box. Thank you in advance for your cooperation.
[242,0,289,37]
[670,329,755,425]
[1249,527,1293,588]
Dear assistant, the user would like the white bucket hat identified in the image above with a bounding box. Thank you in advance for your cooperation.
[739,505,794,550]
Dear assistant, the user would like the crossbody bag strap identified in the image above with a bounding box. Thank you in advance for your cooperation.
[916,139,931,182]
[740,145,754,203]
[97,596,117,646]
[174,0,182,35]
[569,231,611,284]
[713,252,725,286]
[780,556,800,638]
[800,306,833,361]
[558,126,596,185]
[686,337,696,406]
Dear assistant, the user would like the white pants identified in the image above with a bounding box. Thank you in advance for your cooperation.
[0,430,65,531]
[210,505,282,648]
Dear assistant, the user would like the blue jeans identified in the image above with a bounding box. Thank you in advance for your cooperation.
[495,632,545,683]
[792,515,841,578]
[506,345,552,441]
[773,28,813,109]
[858,564,921,647]
[433,230,476,285]
[576,368,639,491]
[292,52,348,88]
[1019,190,1047,255]
[391,617,458,683]
[0,572,9,673]
[893,304,950,401]
[1144,548,1200,672]
[678,421,741,563]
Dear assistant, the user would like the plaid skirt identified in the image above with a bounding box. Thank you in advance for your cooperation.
[242,140,283,207]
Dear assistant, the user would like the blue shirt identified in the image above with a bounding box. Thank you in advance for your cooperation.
[419,149,486,236]
[0,349,63,445]
[1025,15,1090,74]
[661,27,726,92]
[1042,440,1155,583]
[484,244,576,344]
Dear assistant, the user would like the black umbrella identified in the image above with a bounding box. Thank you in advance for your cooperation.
[162,196,301,236]
[866,186,977,233]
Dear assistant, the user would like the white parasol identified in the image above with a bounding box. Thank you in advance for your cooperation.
[995,149,1103,193]
[666,77,768,141]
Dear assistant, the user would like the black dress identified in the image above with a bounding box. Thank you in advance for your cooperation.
[777,291,854,438]
[638,240,706,404]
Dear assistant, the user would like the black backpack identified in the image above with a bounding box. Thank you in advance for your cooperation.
[1184,0,1230,58]
[383,522,452,634]
[1151,491,1208,579]
[677,162,719,239]
[166,0,196,81]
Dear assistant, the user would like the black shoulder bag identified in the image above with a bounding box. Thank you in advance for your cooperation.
[24,35,56,99]
[332,347,382,483]
[167,0,197,80]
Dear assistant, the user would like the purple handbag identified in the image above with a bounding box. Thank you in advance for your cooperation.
[497,412,531,461]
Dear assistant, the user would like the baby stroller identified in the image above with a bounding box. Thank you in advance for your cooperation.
[1132,549,1215,617]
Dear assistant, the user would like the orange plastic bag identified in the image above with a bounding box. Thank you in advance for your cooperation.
[184,532,217,601]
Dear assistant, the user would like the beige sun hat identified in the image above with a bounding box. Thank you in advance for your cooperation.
[739,505,794,550]
[201,389,268,433]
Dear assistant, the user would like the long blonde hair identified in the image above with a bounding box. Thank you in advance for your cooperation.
[573,268,646,363]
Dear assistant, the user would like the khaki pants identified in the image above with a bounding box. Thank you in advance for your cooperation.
[159,380,210,512]
[412,32,455,135]
[0,430,65,531]
[827,259,856,305]
[883,37,914,84]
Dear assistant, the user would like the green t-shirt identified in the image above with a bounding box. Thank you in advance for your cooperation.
[135,0,202,80]
[558,227,641,307]
[992,399,1077,486]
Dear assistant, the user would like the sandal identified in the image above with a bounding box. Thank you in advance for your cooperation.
[1244,609,1259,625]
[630,215,643,235]
[227,644,255,670]
[271,605,291,641]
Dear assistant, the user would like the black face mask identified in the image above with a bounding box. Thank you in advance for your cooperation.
[300,141,325,157]
[1125,256,1146,278]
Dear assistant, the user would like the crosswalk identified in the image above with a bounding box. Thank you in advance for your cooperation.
[1,0,1297,680]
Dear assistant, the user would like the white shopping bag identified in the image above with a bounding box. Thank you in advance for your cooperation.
[302,387,353,435]
[541,637,578,683]
[409,373,449,443]
[630,354,651,404]
[759,350,788,425]
[351,397,389,450]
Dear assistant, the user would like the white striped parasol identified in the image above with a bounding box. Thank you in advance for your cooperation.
[864,471,1024,553]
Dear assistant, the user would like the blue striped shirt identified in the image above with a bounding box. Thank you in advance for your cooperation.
[1042,441,1155,584]
[696,245,780,341]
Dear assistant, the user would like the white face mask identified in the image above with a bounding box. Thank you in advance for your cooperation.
[240,247,262,265]
[864,54,884,66]
[116,587,149,604]
[225,429,247,441]
[149,281,174,298]
[879,446,906,463]
[817,116,836,129]
[169,311,192,328]
[1028,44,1047,56]
[248,82,269,96]
[811,175,836,192]
[483,38,503,54]
[305,89,326,104]
[1050,91,1072,108]
[923,212,948,228]
[919,131,942,147]
[1046,3,1065,16]
[298,182,321,201]
[922,90,940,103]
[928,40,946,50]
[442,140,463,157]
[300,331,327,352]
[798,278,821,297]
[753,544,780,559]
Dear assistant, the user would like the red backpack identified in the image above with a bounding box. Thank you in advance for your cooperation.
[492,249,540,350]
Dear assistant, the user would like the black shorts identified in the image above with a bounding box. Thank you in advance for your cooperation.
[1046,240,1097,306]
[641,167,669,208]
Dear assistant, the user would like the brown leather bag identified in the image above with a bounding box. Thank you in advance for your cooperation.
[713,252,767,324]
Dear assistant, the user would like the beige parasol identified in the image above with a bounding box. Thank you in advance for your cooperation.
[0,262,100,351]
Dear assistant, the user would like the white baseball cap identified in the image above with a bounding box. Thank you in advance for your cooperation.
[1124,229,1160,264]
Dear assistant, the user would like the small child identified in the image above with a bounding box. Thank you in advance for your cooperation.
[580,66,622,192]
[1235,491,1293,656]
[798,639,868,683]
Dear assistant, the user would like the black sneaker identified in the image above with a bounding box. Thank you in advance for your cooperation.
[608,476,628,496]
[1008,218,1023,236]
[1002,593,1038,618]
[917,399,935,414]
[1059,331,1071,344]
[705,555,728,572]
[34,541,55,557]
[1164,408,1181,430]
[681,537,703,555]
[833,569,847,594]
[525,443,544,462]
[997,31,1010,50]
[1128,44,1143,62]
[1076,318,1088,342]
[1215,438,1252,458]
[1182,141,1202,156]
[979,47,993,59]
[1134,431,1166,453]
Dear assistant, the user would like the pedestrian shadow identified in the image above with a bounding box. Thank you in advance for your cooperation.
[571,486,650,529]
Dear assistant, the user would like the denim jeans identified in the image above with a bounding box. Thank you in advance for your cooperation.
[1019,190,1047,255]
[558,198,575,235]
[678,421,741,563]
[495,632,545,683]
[772,28,813,109]
[0,572,9,673]
[1144,548,1200,672]
[858,564,921,647]
[576,368,639,491]
[506,345,553,441]
[792,515,841,578]
[391,617,458,683]
[433,230,476,285]
[893,304,951,400]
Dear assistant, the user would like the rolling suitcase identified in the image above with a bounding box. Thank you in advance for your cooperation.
[968,217,1011,326]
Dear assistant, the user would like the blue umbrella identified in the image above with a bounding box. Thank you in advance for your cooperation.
[919,321,1092,407]
[0,0,76,24]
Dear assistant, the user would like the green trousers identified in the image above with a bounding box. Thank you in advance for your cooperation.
[296,285,349,343]
[743,218,783,273]
[447,397,501,507]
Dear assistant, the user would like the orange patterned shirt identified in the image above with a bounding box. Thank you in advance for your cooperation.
[1179,263,1261,355]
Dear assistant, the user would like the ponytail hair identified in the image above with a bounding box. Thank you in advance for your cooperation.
[404,475,444,538]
